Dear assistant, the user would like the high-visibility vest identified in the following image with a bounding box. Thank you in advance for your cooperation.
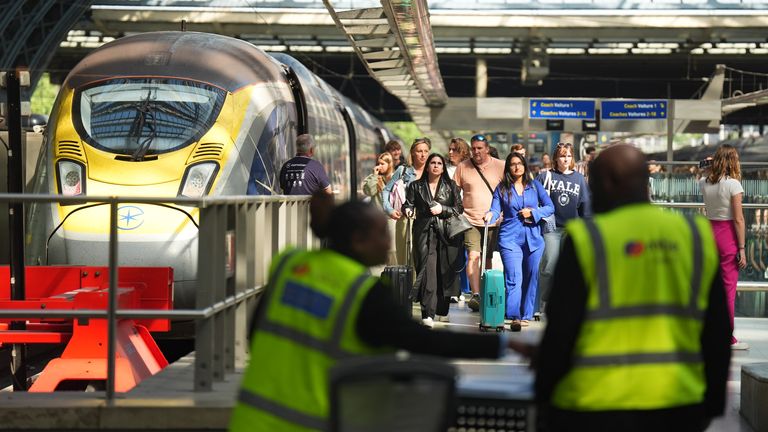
[551,204,719,411]
[229,248,384,432]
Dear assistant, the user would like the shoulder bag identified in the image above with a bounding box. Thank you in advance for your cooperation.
[446,209,472,239]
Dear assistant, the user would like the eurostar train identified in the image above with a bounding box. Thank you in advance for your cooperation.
[25,32,394,309]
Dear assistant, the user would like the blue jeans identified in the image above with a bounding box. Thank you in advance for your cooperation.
[536,228,564,312]
[500,242,544,320]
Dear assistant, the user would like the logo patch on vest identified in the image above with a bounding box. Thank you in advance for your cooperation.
[625,241,645,256]
[625,239,679,257]
[281,281,334,319]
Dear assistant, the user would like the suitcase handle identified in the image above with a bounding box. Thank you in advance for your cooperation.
[481,221,489,274]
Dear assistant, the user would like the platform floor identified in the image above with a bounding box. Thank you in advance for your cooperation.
[0,301,765,431]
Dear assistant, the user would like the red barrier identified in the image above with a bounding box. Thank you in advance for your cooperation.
[0,266,173,392]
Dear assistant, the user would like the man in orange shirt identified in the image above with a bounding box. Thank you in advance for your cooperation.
[453,134,506,311]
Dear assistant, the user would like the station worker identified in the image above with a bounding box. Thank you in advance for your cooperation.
[229,193,515,432]
[531,145,731,432]
[279,134,332,195]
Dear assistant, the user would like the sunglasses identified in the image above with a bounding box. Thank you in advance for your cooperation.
[471,134,487,142]
[412,137,431,146]
[556,142,573,148]
[448,147,458,152]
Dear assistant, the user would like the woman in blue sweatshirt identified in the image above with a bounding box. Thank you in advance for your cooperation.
[484,153,554,331]
[535,143,591,313]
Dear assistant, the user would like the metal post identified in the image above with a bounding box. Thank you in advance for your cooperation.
[6,69,27,391]
[666,100,675,164]
[212,205,227,381]
[106,200,118,403]
[476,58,487,98]
[523,98,530,150]
[195,205,215,391]
[666,100,675,202]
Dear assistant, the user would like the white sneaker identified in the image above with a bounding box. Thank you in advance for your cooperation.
[732,341,750,350]
[422,317,434,328]
[436,315,450,323]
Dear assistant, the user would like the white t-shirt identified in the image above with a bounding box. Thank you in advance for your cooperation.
[699,176,744,220]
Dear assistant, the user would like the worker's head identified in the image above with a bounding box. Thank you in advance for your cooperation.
[310,193,390,266]
[589,144,649,214]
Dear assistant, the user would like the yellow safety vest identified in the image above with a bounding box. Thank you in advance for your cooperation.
[552,204,719,411]
[229,248,384,432]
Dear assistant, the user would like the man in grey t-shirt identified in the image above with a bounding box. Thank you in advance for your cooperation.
[279,134,332,195]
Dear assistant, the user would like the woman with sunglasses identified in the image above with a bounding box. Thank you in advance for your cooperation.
[484,153,554,331]
[535,142,591,316]
[383,137,431,265]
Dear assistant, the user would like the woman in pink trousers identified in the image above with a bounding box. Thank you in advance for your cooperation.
[700,144,749,350]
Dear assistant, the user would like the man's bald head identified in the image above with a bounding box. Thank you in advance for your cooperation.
[589,145,649,214]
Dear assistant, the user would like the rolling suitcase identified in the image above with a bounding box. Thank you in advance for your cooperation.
[479,222,505,332]
[381,218,413,316]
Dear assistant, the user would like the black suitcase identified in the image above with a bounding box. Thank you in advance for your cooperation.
[381,265,413,315]
[381,218,413,316]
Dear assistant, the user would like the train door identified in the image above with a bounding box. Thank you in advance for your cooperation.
[339,105,358,199]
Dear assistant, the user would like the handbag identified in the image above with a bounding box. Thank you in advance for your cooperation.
[446,210,472,239]
[540,170,557,234]
[388,167,407,213]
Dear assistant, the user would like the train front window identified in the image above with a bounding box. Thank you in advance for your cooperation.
[76,78,226,158]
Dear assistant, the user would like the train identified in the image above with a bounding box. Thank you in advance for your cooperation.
[25,31,395,310]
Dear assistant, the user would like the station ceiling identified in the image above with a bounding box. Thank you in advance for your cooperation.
[46,0,768,125]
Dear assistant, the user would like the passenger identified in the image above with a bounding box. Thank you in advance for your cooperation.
[453,134,505,311]
[510,143,526,158]
[484,153,553,331]
[403,153,464,327]
[382,137,431,265]
[384,139,405,169]
[361,152,395,209]
[535,142,590,315]
[230,193,520,432]
[699,144,749,350]
[540,153,552,172]
[278,134,332,195]
[527,145,730,432]
[447,137,470,179]
[446,137,473,302]
[362,152,397,266]
[575,145,595,181]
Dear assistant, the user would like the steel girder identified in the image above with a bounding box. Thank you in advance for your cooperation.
[324,0,448,146]
[0,0,93,89]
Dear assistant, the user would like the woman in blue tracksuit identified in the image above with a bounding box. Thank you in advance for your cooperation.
[484,152,554,332]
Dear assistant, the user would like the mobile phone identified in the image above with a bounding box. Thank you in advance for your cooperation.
[699,159,712,169]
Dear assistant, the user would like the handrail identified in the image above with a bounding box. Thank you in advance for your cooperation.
[1,192,316,400]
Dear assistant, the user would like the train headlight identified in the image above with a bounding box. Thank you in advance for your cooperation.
[178,162,218,198]
[56,160,86,196]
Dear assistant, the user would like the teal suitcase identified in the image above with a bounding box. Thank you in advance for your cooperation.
[480,269,505,332]
[479,224,505,332]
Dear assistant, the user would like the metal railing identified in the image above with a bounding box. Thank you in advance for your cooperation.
[655,201,768,295]
[0,193,317,401]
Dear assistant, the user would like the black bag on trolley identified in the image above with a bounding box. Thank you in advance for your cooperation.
[381,218,413,317]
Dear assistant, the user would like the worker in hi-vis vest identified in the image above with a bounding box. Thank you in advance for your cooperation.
[515,145,731,432]
[229,193,522,432]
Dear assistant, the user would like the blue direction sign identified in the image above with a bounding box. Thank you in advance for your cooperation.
[529,99,595,120]
[601,100,667,120]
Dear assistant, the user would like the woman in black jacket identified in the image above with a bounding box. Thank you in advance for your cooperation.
[404,153,464,327]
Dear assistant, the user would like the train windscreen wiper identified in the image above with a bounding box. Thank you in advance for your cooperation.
[130,90,158,161]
